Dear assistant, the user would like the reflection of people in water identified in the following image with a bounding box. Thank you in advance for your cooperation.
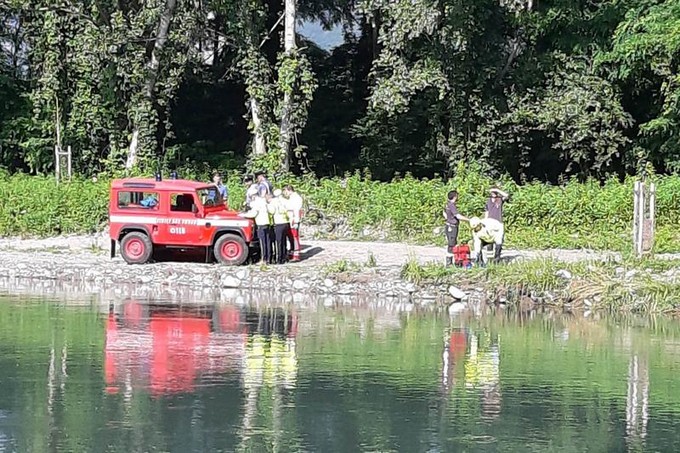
[440,325,502,421]
[441,328,469,391]
[241,308,298,389]
[464,332,501,420]
[242,334,298,389]
[238,308,299,451]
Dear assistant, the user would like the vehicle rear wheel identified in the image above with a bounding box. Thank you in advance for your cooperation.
[214,234,248,266]
[120,232,153,264]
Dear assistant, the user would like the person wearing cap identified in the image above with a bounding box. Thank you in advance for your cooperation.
[442,190,468,266]
[283,185,303,261]
[468,216,504,264]
[484,187,509,223]
[270,189,290,264]
[243,175,259,210]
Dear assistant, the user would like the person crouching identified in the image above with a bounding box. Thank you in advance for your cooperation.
[468,217,504,265]
[271,189,290,264]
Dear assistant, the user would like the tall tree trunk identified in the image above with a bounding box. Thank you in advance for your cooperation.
[371,12,380,60]
[250,97,267,155]
[278,0,296,172]
[125,0,177,170]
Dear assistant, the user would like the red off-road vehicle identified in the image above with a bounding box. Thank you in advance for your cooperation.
[109,178,257,265]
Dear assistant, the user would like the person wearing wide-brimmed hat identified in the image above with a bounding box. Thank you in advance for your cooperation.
[469,216,504,264]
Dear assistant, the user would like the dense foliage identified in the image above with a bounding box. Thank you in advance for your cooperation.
[2,169,678,252]
[0,0,679,181]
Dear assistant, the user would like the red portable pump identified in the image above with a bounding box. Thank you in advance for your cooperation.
[452,244,471,268]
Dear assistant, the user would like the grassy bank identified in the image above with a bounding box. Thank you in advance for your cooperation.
[399,257,680,314]
[1,167,679,253]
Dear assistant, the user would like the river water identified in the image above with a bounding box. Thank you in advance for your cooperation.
[0,294,679,452]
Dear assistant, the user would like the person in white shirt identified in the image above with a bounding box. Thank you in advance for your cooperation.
[243,175,259,210]
[283,185,303,261]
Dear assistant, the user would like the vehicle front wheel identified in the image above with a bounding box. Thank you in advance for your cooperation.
[214,234,249,266]
[120,232,153,264]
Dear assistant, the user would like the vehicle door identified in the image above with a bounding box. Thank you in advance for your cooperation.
[156,192,206,246]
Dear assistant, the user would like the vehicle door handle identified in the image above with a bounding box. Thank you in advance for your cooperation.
[205,222,211,228]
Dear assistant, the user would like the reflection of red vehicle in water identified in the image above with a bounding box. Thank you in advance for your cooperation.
[148,313,211,394]
[105,300,298,396]
[442,328,469,390]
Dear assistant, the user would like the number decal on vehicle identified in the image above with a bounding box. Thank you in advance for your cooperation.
[169,227,186,235]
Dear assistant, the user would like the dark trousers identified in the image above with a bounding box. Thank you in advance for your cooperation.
[445,224,459,248]
[478,240,503,264]
[445,224,458,265]
[257,226,273,263]
[274,223,289,264]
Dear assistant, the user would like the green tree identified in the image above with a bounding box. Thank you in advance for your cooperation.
[598,0,680,172]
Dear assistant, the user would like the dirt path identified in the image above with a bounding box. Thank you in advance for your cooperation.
[0,234,625,267]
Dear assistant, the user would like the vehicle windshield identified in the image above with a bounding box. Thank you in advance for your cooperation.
[198,186,224,208]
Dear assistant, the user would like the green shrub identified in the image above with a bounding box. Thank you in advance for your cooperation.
[0,174,108,237]
[0,168,677,254]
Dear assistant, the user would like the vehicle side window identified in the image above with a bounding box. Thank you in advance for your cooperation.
[198,187,222,207]
[117,191,159,209]
[170,193,195,212]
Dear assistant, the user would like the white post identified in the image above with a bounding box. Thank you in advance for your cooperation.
[67,145,72,180]
[649,183,656,255]
[633,181,640,256]
[55,145,60,184]
[638,183,645,257]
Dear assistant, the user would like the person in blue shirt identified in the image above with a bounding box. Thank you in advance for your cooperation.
[140,193,158,208]
[213,172,228,200]
[255,171,273,194]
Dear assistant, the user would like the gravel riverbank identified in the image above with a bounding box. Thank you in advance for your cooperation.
[0,232,633,305]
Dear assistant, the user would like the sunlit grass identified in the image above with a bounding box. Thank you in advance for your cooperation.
[399,256,680,314]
